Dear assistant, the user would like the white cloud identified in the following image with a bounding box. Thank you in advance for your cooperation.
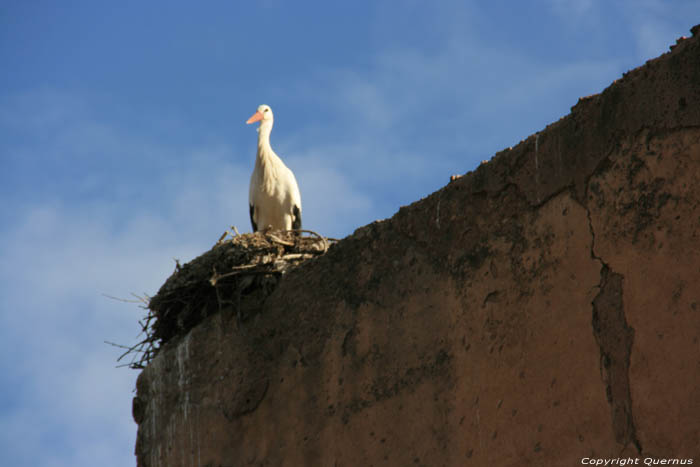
[291,155,375,236]
[0,202,170,467]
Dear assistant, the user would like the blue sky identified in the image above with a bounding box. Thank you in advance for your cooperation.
[1,1,697,465]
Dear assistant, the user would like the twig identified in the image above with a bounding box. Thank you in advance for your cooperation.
[131,293,151,305]
[230,263,268,271]
[296,229,332,252]
[280,253,316,261]
[104,340,133,350]
[102,293,143,304]
[266,232,295,246]
[210,268,282,286]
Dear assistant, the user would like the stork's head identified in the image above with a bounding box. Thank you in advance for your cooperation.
[246,105,273,125]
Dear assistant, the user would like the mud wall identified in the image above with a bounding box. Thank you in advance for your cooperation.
[133,27,700,466]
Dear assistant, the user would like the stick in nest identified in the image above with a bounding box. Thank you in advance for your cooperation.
[264,229,335,253]
[104,294,159,369]
[210,266,282,286]
[265,232,295,246]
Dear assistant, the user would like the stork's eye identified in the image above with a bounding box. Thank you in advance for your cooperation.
[264,108,269,112]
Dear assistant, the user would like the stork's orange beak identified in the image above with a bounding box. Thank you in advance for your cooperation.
[246,111,264,124]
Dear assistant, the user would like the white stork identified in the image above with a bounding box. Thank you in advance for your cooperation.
[246,104,302,232]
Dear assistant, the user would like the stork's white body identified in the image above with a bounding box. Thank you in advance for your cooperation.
[247,105,302,232]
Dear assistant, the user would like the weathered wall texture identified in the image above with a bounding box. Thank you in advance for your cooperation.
[133,27,700,466]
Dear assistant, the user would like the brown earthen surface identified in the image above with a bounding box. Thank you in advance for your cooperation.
[133,27,700,466]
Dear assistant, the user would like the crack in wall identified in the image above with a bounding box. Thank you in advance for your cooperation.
[585,202,643,453]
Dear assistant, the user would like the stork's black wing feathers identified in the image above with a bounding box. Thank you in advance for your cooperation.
[249,204,257,232]
[292,205,302,230]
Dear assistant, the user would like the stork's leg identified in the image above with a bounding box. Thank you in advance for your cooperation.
[292,205,302,230]
[249,204,258,232]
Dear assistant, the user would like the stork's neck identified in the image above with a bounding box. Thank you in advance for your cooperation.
[257,120,274,156]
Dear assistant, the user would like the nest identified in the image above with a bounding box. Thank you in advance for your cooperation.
[110,229,334,369]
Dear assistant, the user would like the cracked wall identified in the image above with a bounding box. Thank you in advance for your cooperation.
[133,27,700,466]
[586,126,700,456]
[590,266,639,451]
